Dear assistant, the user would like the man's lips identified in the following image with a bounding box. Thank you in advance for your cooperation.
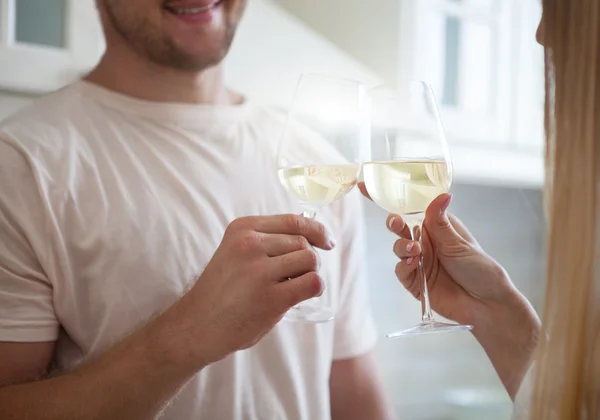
[165,0,222,14]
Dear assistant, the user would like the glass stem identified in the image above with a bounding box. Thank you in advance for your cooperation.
[302,208,317,219]
[293,206,319,310]
[407,216,435,324]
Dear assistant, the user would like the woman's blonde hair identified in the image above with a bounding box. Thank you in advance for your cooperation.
[533,0,600,418]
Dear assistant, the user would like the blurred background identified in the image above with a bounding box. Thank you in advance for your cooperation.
[0,0,546,418]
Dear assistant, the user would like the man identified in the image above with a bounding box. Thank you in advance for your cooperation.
[0,1,392,419]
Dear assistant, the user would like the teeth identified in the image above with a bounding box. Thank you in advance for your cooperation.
[170,4,215,14]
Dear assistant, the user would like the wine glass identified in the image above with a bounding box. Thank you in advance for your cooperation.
[277,73,369,323]
[363,82,473,337]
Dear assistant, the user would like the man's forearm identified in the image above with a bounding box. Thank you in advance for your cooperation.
[0,297,204,420]
[472,292,541,400]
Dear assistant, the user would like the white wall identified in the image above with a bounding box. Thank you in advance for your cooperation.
[274,0,400,85]
[223,0,381,108]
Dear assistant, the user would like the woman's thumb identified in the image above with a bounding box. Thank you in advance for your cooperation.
[423,194,462,244]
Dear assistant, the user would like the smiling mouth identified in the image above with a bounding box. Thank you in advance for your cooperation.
[165,1,223,15]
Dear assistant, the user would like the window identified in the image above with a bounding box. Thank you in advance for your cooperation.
[0,0,103,94]
[15,0,67,49]
[404,0,544,151]
[514,0,544,151]
[406,0,506,145]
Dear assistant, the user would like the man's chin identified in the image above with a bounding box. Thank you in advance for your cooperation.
[153,46,229,72]
[164,34,234,71]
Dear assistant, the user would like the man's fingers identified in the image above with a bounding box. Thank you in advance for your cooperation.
[278,272,323,309]
[386,214,412,239]
[262,234,312,257]
[271,249,321,279]
[393,239,421,260]
[358,182,372,201]
[240,215,335,250]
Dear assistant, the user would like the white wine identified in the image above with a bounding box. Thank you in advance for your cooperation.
[363,161,451,215]
[278,164,360,207]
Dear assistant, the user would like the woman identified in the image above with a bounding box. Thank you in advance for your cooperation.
[361,0,600,418]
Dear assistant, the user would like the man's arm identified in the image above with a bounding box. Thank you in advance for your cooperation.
[0,213,333,419]
[0,297,205,420]
[329,352,394,420]
[0,342,55,386]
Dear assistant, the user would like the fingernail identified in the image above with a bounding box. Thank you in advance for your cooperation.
[406,257,414,265]
[440,194,453,216]
[318,276,326,295]
[323,227,336,248]
[387,216,395,230]
[328,233,336,248]
[406,242,414,252]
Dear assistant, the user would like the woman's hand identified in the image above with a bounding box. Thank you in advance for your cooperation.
[359,183,540,398]
[360,183,520,326]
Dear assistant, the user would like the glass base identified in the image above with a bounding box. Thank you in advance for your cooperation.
[283,301,334,324]
[386,321,473,338]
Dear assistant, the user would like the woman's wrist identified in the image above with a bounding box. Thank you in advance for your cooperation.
[467,262,540,336]
[474,285,540,331]
[470,285,541,399]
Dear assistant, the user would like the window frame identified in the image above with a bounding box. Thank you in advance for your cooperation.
[0,0,102,94]
[399,0,540,150]
[512,0,545,153]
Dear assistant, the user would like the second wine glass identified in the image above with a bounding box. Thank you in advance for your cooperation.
[277,73,368,323]
[363,82,473,337]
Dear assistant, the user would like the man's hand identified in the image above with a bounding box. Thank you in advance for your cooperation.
[181,214,335,367]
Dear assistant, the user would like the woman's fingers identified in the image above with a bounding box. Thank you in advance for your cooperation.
[448,213,480,247]
[395,260,420,299]
[393,239,421,261]
[386,214,412,239]
[424,193,453,220]
[358,181,372,201]
[386,213,423,297]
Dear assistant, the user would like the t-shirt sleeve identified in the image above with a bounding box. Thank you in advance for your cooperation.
[332,190,378,360]
[0,134,59,342]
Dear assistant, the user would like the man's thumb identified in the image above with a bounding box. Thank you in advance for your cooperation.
[423,194,461,243]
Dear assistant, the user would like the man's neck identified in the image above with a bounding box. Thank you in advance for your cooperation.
[85,50,241,105]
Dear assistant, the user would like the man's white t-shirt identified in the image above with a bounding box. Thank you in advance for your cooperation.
[0,81,377,420]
